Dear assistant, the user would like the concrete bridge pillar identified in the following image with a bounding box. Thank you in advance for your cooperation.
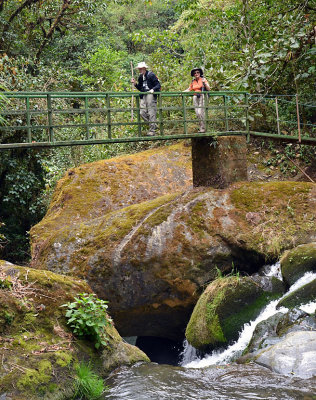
[191,135,248,188]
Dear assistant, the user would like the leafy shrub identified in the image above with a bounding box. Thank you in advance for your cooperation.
[62,293,112,349]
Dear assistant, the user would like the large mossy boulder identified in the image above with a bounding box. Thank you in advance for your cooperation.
[185,276,282,350]
[280,242,316,286]
[0,261,148,400]
[31,142,192,263]
[30,142,316,340]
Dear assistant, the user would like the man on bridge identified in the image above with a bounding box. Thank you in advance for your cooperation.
[131,62,161,136]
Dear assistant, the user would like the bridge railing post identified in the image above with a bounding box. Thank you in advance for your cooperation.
[136,96,142,136]
[25,96,32,143]
[84,96,90,139]
[296,94,301,143]
[46,94,54,143]
[182,94,188,135]
[223,95,229,132]
[245,93,250,142]
[158,93,163,136]
[106,94,111,139]
[204,92,209,132]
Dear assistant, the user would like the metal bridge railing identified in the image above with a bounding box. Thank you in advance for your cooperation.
[0,91,249,149]
[0,91,315,149]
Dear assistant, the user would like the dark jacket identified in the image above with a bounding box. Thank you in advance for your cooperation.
[135,71,161,99]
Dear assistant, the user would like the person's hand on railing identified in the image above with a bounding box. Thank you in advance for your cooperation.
[148,89,154,93]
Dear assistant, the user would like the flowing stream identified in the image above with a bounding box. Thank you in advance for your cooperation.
[104,265,316,399]
[183,270,316,368]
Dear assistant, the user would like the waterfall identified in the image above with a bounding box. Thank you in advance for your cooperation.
[261,261,282,280]
[182,265,316,369]
[179,340,200,366]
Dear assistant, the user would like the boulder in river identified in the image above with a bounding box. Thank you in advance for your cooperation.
[254,331,316,379]
[185,275,283,349]
[280,242,316,286]
[277,278,316,309]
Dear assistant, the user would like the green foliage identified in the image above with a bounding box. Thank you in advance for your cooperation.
[0,277,13,289]
[1,0,108,59]
[215,266,223,279]
[215,263,240,280]
[62,293,112,349]
[264,142,315,176]
[0,92,9,125]
[0,149,47,262]
[80,45,129,90]
[132,0,315,99]
[0,222,6,247]
[72,362,107,400]
[3,310,15,325]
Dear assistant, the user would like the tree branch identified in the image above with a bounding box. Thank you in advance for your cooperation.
[0,0,5,12]
[2,0,40,36]
[35,0,71,60]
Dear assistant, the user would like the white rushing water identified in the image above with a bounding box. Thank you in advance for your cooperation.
[261,261,282,280]
[183,265,316,369]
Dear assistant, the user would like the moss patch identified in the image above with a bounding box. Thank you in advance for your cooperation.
[229,182,315,257]
[55,351,73,367]
[17,360,52,392]
[280,243,316,286]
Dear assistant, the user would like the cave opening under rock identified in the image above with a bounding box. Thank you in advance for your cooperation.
[124,336,185,366]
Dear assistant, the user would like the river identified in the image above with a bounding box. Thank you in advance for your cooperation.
[104,362,316,399]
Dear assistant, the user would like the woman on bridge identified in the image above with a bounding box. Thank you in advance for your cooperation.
[184,67,210,133]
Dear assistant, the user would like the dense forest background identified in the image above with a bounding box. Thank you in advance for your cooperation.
[0,0,315,262]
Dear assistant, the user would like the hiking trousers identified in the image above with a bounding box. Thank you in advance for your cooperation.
[193,94,206,132]
[140,94,157,133]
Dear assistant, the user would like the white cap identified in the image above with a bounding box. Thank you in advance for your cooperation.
[136,62,149,69]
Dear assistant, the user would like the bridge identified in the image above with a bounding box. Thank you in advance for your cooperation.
[1,91,315,149]
[1,91,315,187]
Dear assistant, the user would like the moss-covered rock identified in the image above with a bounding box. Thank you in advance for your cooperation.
[30,142,192,264]
[0,261,149,400]
[101,338,150,372]
[185,276,281,350]
[30,174,316,340]
[280,243,316,286]
[277,278,316,309]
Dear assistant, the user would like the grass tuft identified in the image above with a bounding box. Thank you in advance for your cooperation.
[72,362,107,400]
